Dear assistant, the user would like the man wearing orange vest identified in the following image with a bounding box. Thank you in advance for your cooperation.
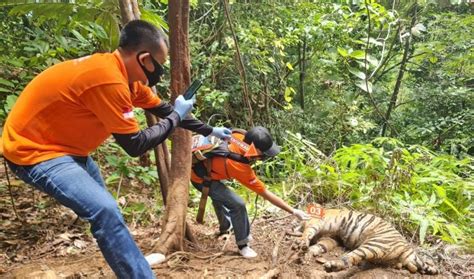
[191,127,310,258]
[2,20,230,279]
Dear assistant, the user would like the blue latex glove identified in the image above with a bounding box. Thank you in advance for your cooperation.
[173,95,195,119]
[210,127,232,139]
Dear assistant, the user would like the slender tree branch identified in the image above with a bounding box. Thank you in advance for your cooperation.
[195,1,218,22]
[131,0,140,18]
[369,19,399,79]
[372,23,402,81]
[222,0,254,126]
[394,98,416,109]
[202,23,225,45]
[376,52,426,82]
[363,0,398,136]
[381,3,418,136]
[4,159,22,222]
[283,50,317,80]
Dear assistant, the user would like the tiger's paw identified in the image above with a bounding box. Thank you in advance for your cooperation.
[405,262,418,273]
[303,245,323,262]
[323,259,349,272]
[403,257,439,274]
[302,252,313,263]
[422,263,439,275]
[422,257,439,274]
[308,244,325,257]
[295,237,310,250]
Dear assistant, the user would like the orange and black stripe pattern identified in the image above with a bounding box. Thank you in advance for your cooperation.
[300,209,438,274]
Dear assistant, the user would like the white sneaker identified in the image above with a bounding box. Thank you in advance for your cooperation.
[239,246,257,258]
[145,253,166,266]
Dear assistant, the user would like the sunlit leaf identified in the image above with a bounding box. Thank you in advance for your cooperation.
[71,30,88,44]
[140,9,169,32]
[284,86,295,102]
[337,47,349,57]
[348,68,366,80]
[350,50,366,60]
[368,37,383,46]
[355,80,373,93]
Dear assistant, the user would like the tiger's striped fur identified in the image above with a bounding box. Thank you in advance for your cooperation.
[300,209,438,274]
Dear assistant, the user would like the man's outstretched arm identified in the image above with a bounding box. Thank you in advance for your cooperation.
[146,102,213,135]
[146,102,231,139]
[113,95,194,157]
[113,111,180,157]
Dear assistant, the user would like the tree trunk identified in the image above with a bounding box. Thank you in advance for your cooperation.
[153,0,193,254]
[298,35,307,135]
[145,113,170,200]
[298,36,306,111]
[118,0,135,25]
[118,0,173,209]
[380,7,417,137]
[118,0,192,251]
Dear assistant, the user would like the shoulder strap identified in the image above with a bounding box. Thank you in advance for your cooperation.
[226,151,250,164]
[203,160,212,181]
[207,140,250,164]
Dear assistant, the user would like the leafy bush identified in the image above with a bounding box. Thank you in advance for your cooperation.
[0,7,100,123]
[262,132,473,246]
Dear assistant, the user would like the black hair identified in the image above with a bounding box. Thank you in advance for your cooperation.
[119,20,169,53]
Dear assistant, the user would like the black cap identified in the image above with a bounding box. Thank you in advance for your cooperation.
[243,126,281,157]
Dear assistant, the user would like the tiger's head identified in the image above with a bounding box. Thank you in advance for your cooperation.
[297,204,327,249]
[299,206,346,249]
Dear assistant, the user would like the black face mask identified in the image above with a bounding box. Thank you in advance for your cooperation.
[136,51,164,87]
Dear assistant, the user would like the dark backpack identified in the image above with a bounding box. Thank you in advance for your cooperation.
[191,129,249,180]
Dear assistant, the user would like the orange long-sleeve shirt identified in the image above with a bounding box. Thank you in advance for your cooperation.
[191,133,266,194]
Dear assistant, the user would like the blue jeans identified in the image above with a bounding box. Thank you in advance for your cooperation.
[193,181,250,246]
[7,155,155,279]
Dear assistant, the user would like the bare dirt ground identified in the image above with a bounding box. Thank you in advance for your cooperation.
[1,179,473,278]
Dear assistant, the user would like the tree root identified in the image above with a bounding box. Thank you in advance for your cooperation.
[260,268,280,279]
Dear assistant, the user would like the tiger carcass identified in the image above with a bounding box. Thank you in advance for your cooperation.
[299,208,438,274]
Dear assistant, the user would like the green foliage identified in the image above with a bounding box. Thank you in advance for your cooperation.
[188,1,472,157]
[140,9,169,31]
[397,11,474,155]
[6,0,121,51]
[267,133,473,245]
[0,4,107,123]
[98,142,158,187]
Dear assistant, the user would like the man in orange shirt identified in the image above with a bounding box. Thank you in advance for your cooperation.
[191,126,310,258]
[3,20,230,279]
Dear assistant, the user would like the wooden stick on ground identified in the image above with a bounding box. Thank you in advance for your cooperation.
[271,231,287,268]
[260,268,280,279]
[3,159,22,221]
